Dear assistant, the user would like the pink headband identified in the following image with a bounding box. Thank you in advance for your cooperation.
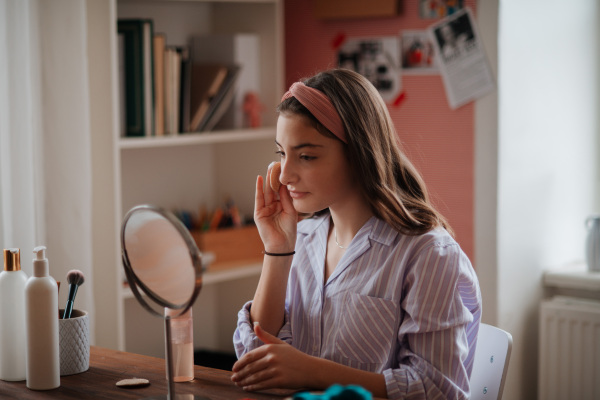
[281,82,347,143]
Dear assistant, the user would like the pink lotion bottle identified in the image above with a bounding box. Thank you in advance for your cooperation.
[0,248,28,381]
[165,307,194,382]
[25,246,60,390]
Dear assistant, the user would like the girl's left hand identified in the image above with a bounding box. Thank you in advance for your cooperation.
[231,323,314,391]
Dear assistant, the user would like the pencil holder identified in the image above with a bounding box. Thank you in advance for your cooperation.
[58,309,90,376]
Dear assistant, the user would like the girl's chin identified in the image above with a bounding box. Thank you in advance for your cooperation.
[291,199,324,215]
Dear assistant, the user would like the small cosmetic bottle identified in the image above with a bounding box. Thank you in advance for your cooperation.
[0,248,28,381]
[165,307,194,382]
[25,246,60,390]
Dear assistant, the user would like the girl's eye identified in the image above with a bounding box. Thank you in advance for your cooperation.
[275,150,285,158]
[300,155,316,161]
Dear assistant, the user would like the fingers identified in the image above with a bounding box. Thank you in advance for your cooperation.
[231,347,286,392]
[232,365,280,392]
[236,375,280,392]
[231,348,272,387]
[254,175,265,213]
[256,164,278,217]
[277,183,296,217]
[264,162,277,203]
[254,322,285,345]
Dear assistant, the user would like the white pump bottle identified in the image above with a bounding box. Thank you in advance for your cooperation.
[0,248,28,381]
[25,246,60,390]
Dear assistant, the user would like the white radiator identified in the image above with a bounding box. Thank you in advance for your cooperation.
[538,296,600,400]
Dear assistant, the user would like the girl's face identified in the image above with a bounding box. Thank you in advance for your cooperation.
[275,113,356,214]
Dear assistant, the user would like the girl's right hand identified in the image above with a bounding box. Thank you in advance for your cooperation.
[254,162,297,253]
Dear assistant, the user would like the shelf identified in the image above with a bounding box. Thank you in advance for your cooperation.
[112,0,283,354]
[119,0,280,4]
[119,127,276,149]
[121,261,263,299]
[543,261,600,292]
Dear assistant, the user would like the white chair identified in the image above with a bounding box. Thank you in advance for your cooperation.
[469,323,513,400]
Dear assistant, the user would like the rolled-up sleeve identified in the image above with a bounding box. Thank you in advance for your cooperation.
[233,300,294,358]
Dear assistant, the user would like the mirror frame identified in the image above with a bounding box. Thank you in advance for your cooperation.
[121,204,203,318]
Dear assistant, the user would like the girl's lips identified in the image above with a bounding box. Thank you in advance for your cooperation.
[288,190,308,199]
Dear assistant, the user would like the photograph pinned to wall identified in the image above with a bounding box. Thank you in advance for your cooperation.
[428,7,495,109]
[337,36,402,104]
[401,30,438,75]
[419,0,464,19]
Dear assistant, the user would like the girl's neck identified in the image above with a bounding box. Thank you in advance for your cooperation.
[328,200,373,248]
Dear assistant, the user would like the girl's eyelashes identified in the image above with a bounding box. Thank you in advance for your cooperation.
[275,150,316,161]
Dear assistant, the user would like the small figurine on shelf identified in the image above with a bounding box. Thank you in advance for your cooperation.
[242,91,265,128]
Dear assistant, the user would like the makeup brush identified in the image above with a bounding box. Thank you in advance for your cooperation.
[63,269,85,319]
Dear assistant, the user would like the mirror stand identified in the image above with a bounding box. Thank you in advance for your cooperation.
[144,317,208,400]
[121,205,208,400]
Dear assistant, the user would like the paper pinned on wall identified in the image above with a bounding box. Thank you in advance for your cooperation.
[401,30,439,75]
[336,36,402,104]
[428,7,495,109]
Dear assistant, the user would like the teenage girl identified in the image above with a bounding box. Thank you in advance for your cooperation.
[231,68,481,399]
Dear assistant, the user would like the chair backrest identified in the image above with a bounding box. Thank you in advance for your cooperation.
[469,323,513,400]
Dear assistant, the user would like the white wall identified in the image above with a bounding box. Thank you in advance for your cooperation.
[476,1,600,399]
[475,0,499,328]
[87,0,120,350]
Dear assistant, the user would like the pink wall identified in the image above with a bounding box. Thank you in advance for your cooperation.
[284,0,476,261]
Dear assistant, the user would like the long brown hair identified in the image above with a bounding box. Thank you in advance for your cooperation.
[278,68,452,236]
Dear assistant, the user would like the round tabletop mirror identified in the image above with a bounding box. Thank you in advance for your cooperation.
[121,205,205,399]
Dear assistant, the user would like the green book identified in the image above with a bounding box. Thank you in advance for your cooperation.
[118,19,155,137]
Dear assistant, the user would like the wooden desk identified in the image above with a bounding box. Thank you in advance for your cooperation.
[0,346,289,399]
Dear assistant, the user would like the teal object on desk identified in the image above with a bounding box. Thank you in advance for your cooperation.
[293,384,373,400]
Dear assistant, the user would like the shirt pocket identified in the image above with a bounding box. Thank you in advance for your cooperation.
[333,293,398,370]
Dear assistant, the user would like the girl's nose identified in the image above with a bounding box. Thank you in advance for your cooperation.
[279,159,293,186]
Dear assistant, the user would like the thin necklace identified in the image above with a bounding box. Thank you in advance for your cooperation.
[334,228,346,249]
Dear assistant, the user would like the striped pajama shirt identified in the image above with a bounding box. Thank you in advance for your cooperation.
[234,212,482,399]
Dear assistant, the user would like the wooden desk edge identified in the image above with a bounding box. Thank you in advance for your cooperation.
[0,346,290,399]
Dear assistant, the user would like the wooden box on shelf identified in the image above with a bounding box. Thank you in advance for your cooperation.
[190,225,263,271]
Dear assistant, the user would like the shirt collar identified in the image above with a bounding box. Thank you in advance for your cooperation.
[297,211,398,247]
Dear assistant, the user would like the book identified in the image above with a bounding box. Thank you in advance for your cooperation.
[164,46,181,135]
[118,32,126,137]
[197,65,241,132]
[189,64,228,132]
[118,19,155,137]
[190,33,260,129]
[153,33,166,136]
[179,47,192,133]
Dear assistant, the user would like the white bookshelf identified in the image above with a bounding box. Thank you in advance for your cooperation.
[118,127,276,149]
[121,262,263,299]
[108,0,283,357]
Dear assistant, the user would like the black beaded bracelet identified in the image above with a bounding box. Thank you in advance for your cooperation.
[262,250,296,257]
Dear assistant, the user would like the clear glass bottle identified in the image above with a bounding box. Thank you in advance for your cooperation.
[0,248,28,381]
[165,307,194,382]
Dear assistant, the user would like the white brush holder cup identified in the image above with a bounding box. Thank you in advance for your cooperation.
[58,309,90,376]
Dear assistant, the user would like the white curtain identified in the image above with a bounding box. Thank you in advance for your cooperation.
[0,0,95,342]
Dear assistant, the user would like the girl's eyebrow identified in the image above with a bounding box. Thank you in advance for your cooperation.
[275,139,324,150]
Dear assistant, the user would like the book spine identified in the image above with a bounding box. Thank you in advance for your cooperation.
[118,20,145,137]
[117,19,155,137]
[153,33,166,136]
